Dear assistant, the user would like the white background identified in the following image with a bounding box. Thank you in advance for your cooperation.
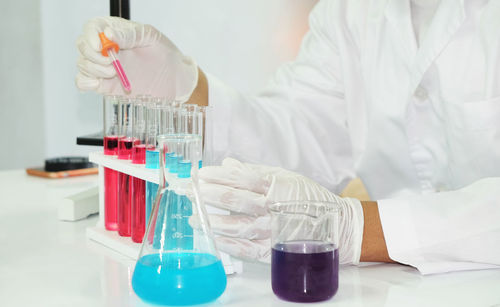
[0,0,317,170]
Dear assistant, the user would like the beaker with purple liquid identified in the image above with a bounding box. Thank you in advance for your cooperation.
[269,201,340,303]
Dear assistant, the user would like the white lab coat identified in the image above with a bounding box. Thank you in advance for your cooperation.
[206,0,500,274]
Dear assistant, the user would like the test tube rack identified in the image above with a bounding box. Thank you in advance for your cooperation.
[86,151,243,274]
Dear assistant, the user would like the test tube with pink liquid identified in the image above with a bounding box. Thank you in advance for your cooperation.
[99,32,131,93]
[103,95,121,231]
[130,97,154,243]
[117,98,138,237]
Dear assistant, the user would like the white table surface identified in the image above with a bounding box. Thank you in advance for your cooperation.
[1,170,499,307]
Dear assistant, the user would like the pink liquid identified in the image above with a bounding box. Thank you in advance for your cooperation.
[132,144,154,164]
[104,168,118,230]
[118,137,139,160]
[104,136,121,155]
[112,59,131,92]
[131,177,146,243]
[118,172,132,237]
[104,136,121,231]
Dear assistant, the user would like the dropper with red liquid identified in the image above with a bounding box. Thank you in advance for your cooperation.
[99,32,131,92]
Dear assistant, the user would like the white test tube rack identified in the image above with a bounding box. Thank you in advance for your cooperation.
[86,151,243,274]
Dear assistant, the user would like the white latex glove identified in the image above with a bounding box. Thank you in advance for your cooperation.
[76,17,198,100]
[196,158,364,265]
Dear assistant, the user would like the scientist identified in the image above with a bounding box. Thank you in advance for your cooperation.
[76,0,500,274]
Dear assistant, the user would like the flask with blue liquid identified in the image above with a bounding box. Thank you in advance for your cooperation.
[132,134,226,306]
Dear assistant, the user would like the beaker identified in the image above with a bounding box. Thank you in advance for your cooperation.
[132,134,227,306]
[103,95,121,231]
[269,201,340,303]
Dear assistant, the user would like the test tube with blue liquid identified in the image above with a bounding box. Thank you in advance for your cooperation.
[165,105,206,250]
[144,99,169,227]
[164,134,194,250]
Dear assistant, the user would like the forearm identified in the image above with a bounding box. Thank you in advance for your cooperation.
[186,68,209,106]
[360,201,396,263]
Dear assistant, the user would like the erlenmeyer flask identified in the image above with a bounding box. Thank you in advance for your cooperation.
[132,134,227,306]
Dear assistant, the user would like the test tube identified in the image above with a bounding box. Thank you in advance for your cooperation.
[178,105,197,176]
[117,97,137,237]
[173,106,203,250]
[200,106,214,166]
[99,32,131,93]
[165,103,182,173]
[194,106,205,168]
[144,99,172,227]
[131,98,150,243]
[163,135,195,250]
[180,104,204,168]
[103,95,121,231]
[131,97,150,164]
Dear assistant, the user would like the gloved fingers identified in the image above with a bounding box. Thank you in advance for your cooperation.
[190,214,270,240]
[200,182,267,216]
[199,157,271,195]
[104,21,159,50]
[77,35,112,66]
[75,72,117,95]
[75,72,99,92]
[77,56,116,79]
[240,161,287,177]
[220,157,291,179]
[79,16,149,64]
[82,17,110,52]
[82,16,137,49]
[215,237,271,263]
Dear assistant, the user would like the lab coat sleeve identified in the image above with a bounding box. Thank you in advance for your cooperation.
[205,0,355,193]
[378,177,500,275]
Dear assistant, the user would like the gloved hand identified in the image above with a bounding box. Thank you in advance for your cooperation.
[76,17,198,101]
[196,158,364,265]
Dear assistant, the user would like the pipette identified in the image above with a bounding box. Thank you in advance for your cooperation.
[99,32,131,92]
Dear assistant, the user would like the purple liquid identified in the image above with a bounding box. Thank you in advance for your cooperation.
[271,241,339,303]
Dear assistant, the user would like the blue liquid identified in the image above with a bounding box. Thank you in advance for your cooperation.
[132,253,227,305]
[145,150,159,169]
[166,154,181,173]
[178,161,192,178]
[145,181,158,226]
[145,150,159,228]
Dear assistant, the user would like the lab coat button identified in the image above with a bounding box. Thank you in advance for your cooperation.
[414,87,428,100]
